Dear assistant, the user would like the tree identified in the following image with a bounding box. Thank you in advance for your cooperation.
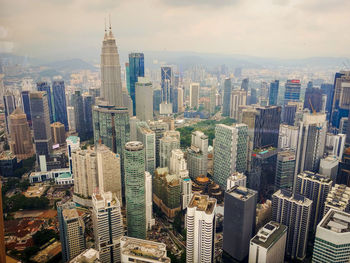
[32,229,58,247]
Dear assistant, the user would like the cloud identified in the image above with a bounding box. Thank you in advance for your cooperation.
[0,0,349,60]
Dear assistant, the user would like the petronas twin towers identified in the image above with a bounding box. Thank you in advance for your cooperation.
[100,25,123,107]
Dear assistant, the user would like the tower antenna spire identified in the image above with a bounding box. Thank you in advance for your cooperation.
[109,13,111,31]
[104,17,107,32]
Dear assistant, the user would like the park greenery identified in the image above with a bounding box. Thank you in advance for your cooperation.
[176,117,236,148]
[3,193,50,213]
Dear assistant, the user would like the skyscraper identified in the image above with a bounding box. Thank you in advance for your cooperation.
[320,83,333,119]
[284,79,301,106]
[187,131,208,179]
[8,108,34,159]
[268,80,279,106]
[37,81,54,123]
[71,91,85,140]
[159,135,180,168]
[82,93,93,139]
[92,191,123,263]
[72,148,98,200]
[222,78,232,116]
[223,186,257,261]
[59,208,86,262]
[275,150,295,190]
[3,93,16,133]
[124,141,146,239]
[312,209,350,263]
[145,171,155,230]
[190,83,200,109]
[295,113,327,174]
[135,77,153,121]
[136,122,156,176]
[230,89,247,120]
[97,144,122,206]
[330,71,350,128]
[161,66,173,104]
[249,221,287,263]
[304,87,323,113]
[213,123,248,189]
[21,90,31,126]
[272,189,312,261]
[278,124,299,151]
[209,86,216,115]
[50,122,66,145]
[148,120,169,168]
[323,184,350,215]
[52,80,68,130]
[100,26,123,107]
[241,78,249,92]
[295,171,332,231]
[253,106,281,149]
[186,194,216,263]
[129,53,145,115]
[29,91,52,162]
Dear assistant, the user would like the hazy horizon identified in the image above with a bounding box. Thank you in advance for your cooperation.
[1,0,350,61]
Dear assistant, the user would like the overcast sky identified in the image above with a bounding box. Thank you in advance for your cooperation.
[1,0,350,61]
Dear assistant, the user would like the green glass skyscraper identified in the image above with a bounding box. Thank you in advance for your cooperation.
[124,141,146,239]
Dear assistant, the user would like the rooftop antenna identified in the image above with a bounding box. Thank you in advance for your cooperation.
[109,13,112,31]
[104,17,107,33]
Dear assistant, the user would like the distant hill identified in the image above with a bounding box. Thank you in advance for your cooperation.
[42,58,97,72]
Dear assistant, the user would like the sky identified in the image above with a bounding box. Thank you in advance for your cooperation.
[1,0,350,61]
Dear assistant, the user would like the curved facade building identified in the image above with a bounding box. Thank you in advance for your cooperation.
[124,141,146,239]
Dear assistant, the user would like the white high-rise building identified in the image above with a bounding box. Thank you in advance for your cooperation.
[135,77,153,122]
[295,113,327,175]
[159,135,180,168]
[100,26,123,107]
[97,144,122,206]
[278,124,299,151]
[67,106,76,132]
[325,133,346,159]
[226,172,247,189]
[66,136,80,174]
[187,131,208,179]
[249,221,287,263]
[230,90,247,120]
[137,122,156,176]
[120,236,170,263]
[169,149,192,209]
[177,87,184,113]
[186,194,216,263]
[312,209,350,263]
[145,171,155,230]
[324,184,350,216]
[319,155,339,183]
[92,191,123,263]
[72,148,98,199]
[272,190,312,261]
[190,83,200,109]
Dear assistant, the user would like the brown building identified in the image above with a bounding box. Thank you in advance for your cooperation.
[51,122,66,145]
[8,108,34,159]
[0,182,6,263]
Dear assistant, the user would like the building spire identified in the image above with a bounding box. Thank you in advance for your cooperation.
[109,13,112,31]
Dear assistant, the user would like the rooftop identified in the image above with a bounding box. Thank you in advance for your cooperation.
[57,172,72,179]
[62,208,79,220]
[320,209,350,234]
[251,221,287,249]
[125,141,144,151]
[66,136,80,144]
[298,171,332,184]
[188,194,216,214]
[0,150,16,160]
[274,189,313,206]
[226,185,257,201]
[120,236,170,263]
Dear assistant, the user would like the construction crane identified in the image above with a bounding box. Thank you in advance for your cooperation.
[309,98,316,115]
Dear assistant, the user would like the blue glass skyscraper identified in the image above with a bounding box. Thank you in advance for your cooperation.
[284,79,301,106]
[321,83,333,120]
[52,80,68,130]
[21,91,31,126]
[269,80,279,106]
[37,81,54,123]
[128,53,144,115]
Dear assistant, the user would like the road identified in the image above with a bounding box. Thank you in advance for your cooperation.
[157,216,186,250]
